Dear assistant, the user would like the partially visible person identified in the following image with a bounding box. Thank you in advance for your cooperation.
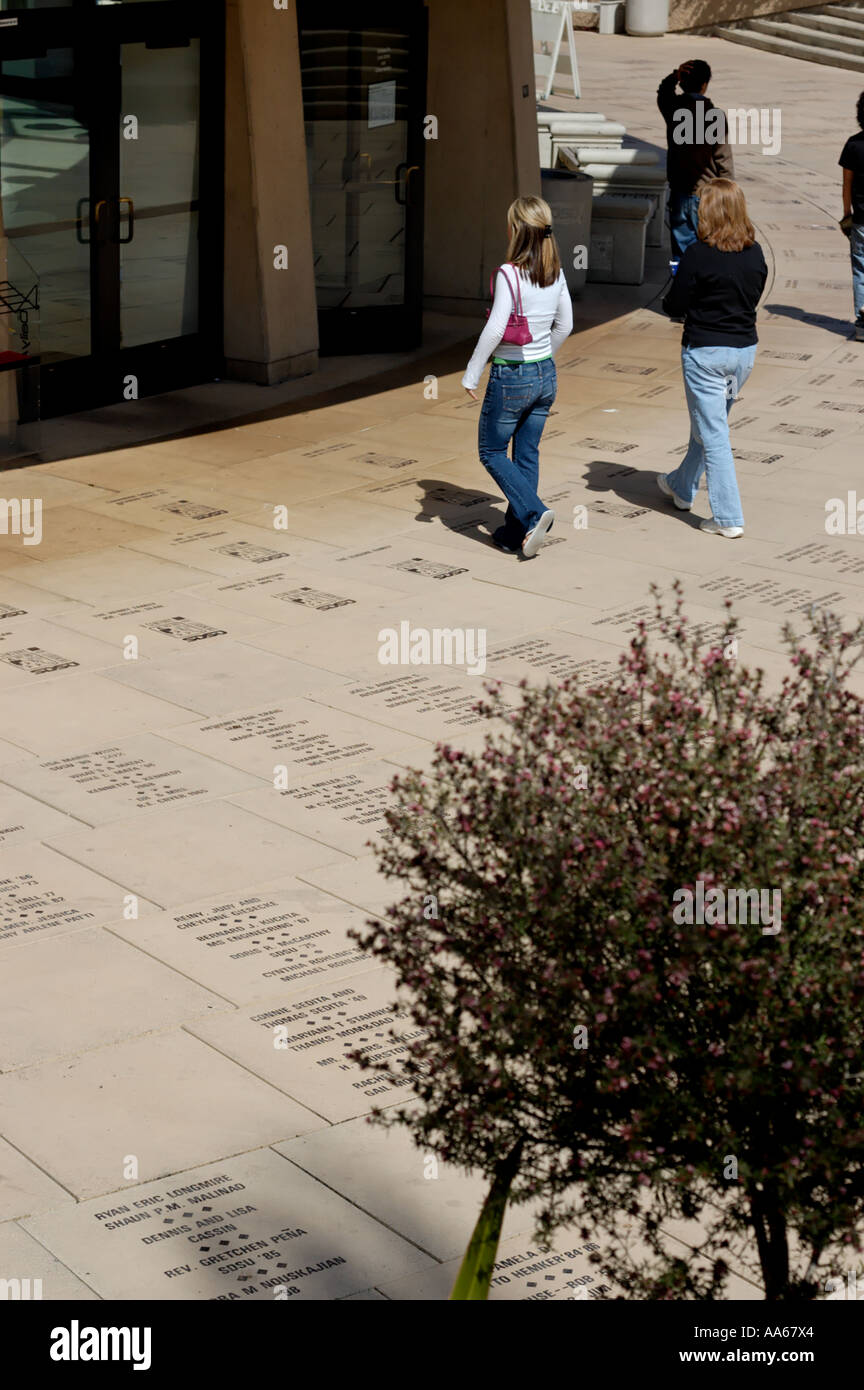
[839,91,864,342]
[462,196,572,559]
[657,59,734,258]
[658,179,767,540]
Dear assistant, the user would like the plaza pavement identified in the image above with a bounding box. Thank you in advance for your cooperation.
[0,33,863,1302]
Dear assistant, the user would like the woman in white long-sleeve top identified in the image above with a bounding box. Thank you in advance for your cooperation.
[462,196,573,558]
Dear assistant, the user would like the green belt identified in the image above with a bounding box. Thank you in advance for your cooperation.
[492,355,552,366]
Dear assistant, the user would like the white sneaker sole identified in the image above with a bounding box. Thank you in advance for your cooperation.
[522,509,555,558]
[657,474,690,510]
[700,520,743,539]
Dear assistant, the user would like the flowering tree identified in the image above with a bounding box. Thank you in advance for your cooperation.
[350,587,864,1300]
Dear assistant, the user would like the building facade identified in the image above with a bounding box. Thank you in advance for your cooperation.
[0,0,539,430]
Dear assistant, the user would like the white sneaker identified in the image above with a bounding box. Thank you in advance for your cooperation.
[657,474,690,510]
[700,518,743,539]
[522,509,555,558]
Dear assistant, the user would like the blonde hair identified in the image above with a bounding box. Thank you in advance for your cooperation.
[697,179,756,253]
[505,196,561,287]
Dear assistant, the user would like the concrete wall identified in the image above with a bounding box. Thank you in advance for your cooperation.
[669,0,828,31]
[223,0,318,384]
[224,0,541,373]
[424,0,541,312]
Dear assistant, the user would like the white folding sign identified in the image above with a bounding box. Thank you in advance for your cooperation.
[531,1,581,101]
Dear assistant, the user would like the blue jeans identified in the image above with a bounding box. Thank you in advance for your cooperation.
[669,192,700,257]
[666,343,757,528]
[478,359,556,537]
[851,223,864,320]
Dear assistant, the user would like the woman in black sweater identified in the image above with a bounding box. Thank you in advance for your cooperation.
[658,179,767,538]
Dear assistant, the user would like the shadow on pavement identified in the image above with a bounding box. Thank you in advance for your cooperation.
[763,303,857,338]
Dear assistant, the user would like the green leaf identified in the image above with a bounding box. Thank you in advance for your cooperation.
[450,1140,524,1300]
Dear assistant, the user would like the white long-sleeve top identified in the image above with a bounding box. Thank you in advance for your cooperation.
[462,264,573,391]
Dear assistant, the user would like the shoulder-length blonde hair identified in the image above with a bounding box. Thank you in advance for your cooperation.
[506,196,561,287]
[697,179,756,253]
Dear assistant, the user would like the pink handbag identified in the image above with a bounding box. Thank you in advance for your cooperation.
[486,265,533,346]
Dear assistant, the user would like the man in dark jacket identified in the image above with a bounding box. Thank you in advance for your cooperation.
[839,91,864,340]
[657,59,735,257]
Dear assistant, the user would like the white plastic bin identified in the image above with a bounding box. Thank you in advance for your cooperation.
[625,0,669,35]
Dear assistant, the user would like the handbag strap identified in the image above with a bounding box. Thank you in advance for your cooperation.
[490,265,524,317]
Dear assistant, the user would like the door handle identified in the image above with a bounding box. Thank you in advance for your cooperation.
[394,163,419,206]
[75,197,91,243]
[75,197,89,243]
[75,199,109,243]
[118,196,134,243]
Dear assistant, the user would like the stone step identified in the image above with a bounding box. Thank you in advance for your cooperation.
[571,147,660,164]
[579,163,668,184]
[819,4,864,19]
[537,112,608,127]
[786,9,864,38]
[714,23,864,70]
[749,16,864,53]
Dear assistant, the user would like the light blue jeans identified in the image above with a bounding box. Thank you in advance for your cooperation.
[851,223,864,320]
[666,343,757,529]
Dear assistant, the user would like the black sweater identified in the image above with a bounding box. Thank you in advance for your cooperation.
[663,241,767,348]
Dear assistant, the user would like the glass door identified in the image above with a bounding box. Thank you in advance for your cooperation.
[0,41,91,374]
[118,36,201,353]
[0,0,222,418]
[297,0,427,354]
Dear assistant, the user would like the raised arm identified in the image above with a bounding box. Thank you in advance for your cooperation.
[657,70,680,123]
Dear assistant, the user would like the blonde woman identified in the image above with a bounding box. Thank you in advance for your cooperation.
[463,196,573,558]
[659,179,767,538]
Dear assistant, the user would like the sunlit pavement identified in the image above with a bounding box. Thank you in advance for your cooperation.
[0,33,861,1301]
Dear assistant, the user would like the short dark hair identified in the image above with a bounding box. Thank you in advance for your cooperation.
[858,91,864,129]
[681,59,712,93]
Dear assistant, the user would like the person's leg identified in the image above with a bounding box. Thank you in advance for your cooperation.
[478,365,546,534]
[669,192,699,256]
[510,363,553,515]
[666,432,706,505]
[498,504,523,545]
[512,360,557,555]
[850,224,864,324]
[682,346,746,528]
[665,348,706,504]
[728,343,757,405]
[683,194,700,247]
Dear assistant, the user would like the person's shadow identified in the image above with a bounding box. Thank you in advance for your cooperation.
[762,303,855,339]
[581,458,704,529]
[412,479,516,550]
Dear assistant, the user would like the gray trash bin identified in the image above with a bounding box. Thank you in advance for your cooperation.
[625,0,669,35]
[541,168,594,297]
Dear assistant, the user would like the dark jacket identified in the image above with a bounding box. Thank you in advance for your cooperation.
[663,239,767,348]
[657,74,735,195]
